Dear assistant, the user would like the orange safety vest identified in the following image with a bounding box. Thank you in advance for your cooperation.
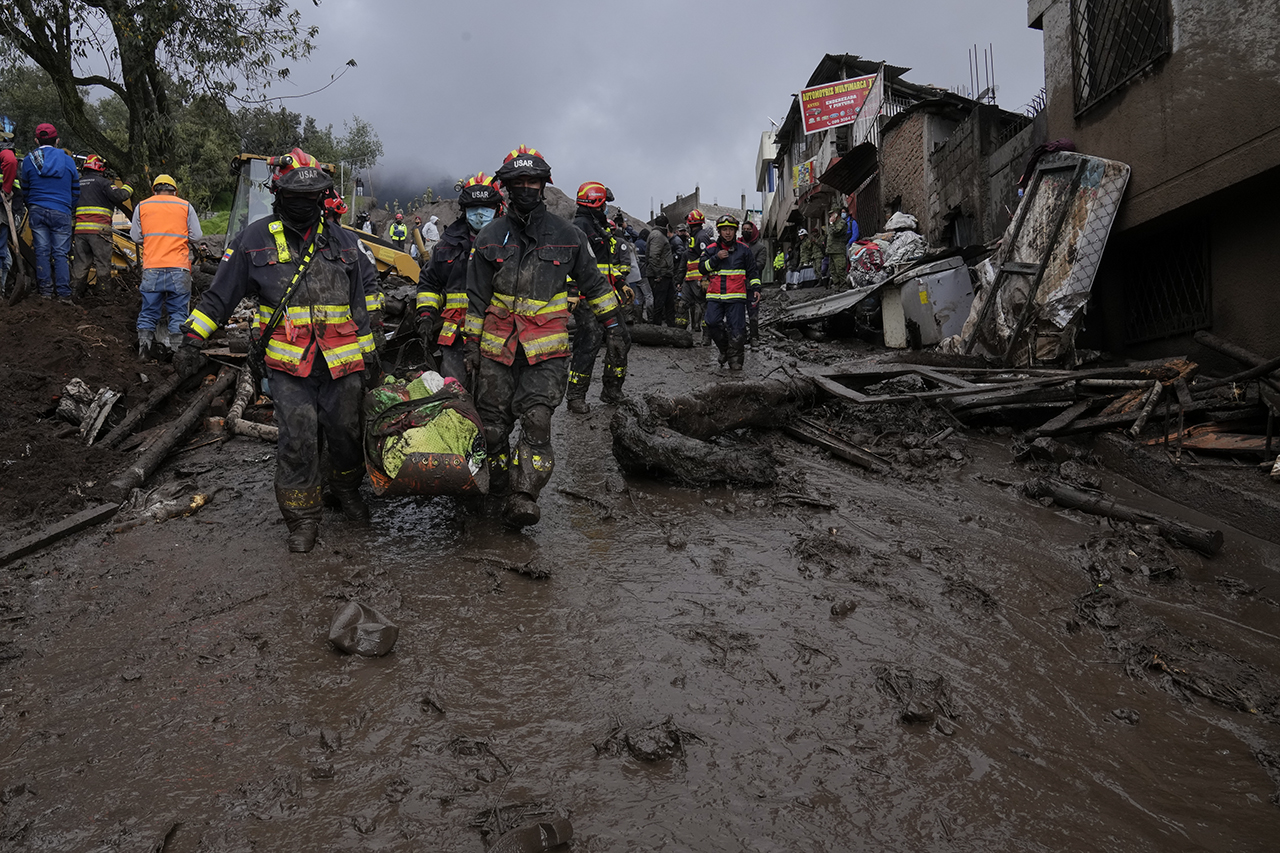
[137,195,194,270]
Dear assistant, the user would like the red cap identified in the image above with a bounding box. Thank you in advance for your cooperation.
[35,123,58,142]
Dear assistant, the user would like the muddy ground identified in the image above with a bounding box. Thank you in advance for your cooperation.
[3,283,1280,851]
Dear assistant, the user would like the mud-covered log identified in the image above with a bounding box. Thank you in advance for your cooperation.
[628,324,695,348]
[1194,331,1280,393]
[224,366,279,442]
[98,372,184,450]
[106,367,236,500]
[645,375,817,441]
[1024,476,1223,555]
[610,399,777,486]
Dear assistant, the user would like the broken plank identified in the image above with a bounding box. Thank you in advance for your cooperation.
[1145,431,1273,455]
[1024,477,1223,556]
[1028,399,1096,436]
[1042,399,1258,437]
[782,418,891,474]
[0,503,119,567]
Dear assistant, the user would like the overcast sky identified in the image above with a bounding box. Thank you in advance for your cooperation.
[278,0,1045,216]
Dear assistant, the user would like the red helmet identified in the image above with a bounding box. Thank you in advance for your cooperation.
[83,154,107,172]
[459,172,503,209]
[576,181,607,208]
[395,212,404,221]
[322,192,348,217]
[268,148,330,193]
[494,145,553,184]
[686,209,705,227]
[606,219,616,230]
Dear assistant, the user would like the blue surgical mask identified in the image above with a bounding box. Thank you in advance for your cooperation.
[466,207,495,231]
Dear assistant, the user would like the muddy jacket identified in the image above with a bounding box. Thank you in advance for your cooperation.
[416,217,472,345]
[685,226,714,283]
[187,217,372,378]
[573,207,626,287]
[74,174,132,235]
[699,238,761,302]
[465,203,620,366]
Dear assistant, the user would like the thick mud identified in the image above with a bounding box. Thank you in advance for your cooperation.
[3,300,1280,850]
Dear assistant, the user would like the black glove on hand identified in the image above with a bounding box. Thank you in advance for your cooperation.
[174,339,207,380]
[362,354,383,390]
[463,338,481,376]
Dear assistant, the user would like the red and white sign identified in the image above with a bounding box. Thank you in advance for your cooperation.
[800,74,877,134]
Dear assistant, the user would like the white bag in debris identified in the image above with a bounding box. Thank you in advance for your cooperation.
[884,212,918,232]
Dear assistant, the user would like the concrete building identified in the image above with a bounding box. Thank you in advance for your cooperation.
[1029,0,1280,357]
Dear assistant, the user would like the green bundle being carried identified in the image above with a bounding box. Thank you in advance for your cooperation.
[363,372,488,497]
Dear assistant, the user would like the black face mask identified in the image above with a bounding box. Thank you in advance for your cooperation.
[274,194,321,232]
[507,185,543,215]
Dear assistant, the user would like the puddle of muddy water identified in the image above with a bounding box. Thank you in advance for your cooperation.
[3,346,1280,851]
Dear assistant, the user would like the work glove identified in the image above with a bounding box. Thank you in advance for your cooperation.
[463,337,481,376]
[174,338,207,380]
[362,354,383,390]
[567,294,581,311]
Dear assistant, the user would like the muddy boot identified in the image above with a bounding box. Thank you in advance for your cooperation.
[504,492,541,529]
[482,452,511,518]
[728,334,746,371]
[566,371,590,414]
[330,485,370,525]
[599,377,625,405]
[278,487,322,553]
[749,315,760,349]
[137,329,155,361]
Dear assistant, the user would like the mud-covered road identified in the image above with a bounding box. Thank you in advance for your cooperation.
[4,332,1280,852]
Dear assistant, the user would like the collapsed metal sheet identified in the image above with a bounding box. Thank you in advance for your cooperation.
[774,281,886,325]
[961,152,1130,366]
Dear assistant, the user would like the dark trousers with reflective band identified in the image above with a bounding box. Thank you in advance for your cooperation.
[650,275,676,326]
[438,340,471,393]
[269,363,365,516]
[567,303,630,398]
[705,299,747,349]
[71,232,113,292]
[680,280,706,329]
[476,352,567,501]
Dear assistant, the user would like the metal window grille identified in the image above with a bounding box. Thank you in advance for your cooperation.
[1072,0,1170,116]
[1120,222,1212,344]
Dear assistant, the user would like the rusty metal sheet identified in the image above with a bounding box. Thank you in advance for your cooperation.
[962,152,1130,366]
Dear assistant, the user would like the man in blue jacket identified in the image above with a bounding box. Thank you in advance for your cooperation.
[20,123,79,301]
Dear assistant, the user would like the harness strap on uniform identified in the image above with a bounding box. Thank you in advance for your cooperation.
[268,220,292,263]
[255,219,324,359]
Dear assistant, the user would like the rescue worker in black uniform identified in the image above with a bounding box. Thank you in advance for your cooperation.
[566,180,632,414]
[464,146,623,528]
[741,220,767,347]
[416,172,503,390]
[176,158,376,553]
[70,154,132,299]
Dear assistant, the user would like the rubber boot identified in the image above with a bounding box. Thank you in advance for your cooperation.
[728,333,746,371]
[599,376,625,405]
[482,450,511,518]
[137,329,155,361]
[749,315,760,349]
[566,371,590,414]
[278,486,323,553]
[329,470,370,525]
[503,492,541,529]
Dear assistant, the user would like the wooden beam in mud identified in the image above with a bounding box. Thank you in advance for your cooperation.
[1024,477,1223,556]
[0,503,119,566]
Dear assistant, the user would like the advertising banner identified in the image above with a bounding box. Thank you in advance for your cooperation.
[800,74,877,134]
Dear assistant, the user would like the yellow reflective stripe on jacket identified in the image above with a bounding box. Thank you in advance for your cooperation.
[417,291,444,311]
[75,205,113,218]
[480,329,509,353]
[444,292,467,311]
[364,293,383,313]
[265,337,306,366]
[267,220,291,263]
[255,303,353,326]
[491,292,570,316]
[521,329,570,360]
[586,289,620,314]
[357,333,375,354]
[463,313,484,338]
[322,341,364,368]
[706,291,748,301]
[188,309,218,339]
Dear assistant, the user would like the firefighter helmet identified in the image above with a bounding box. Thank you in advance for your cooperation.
[395,212,404,221]
[458,172,502,208]
[494,145,552,184]
[607,219,616,230]
[686,209,705,227]
[269,148,331,193]
[715,214,740,231]
[576,181,607,208]
[83,154,106,172]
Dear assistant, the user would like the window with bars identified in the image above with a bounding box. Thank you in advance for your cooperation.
[1119,221,1212,344]
[1072,0,1170,115]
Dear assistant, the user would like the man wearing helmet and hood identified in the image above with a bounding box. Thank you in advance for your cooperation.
[416,172,502,389]
[699,214,760,370]
[681,209,715,344]
[464,146,623,529]
[71,154,132,300]
[565,180,631,414]
[177,151,376,553]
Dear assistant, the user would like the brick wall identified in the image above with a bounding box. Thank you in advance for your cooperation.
[879,113,927,233]
[929,108,986,245]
